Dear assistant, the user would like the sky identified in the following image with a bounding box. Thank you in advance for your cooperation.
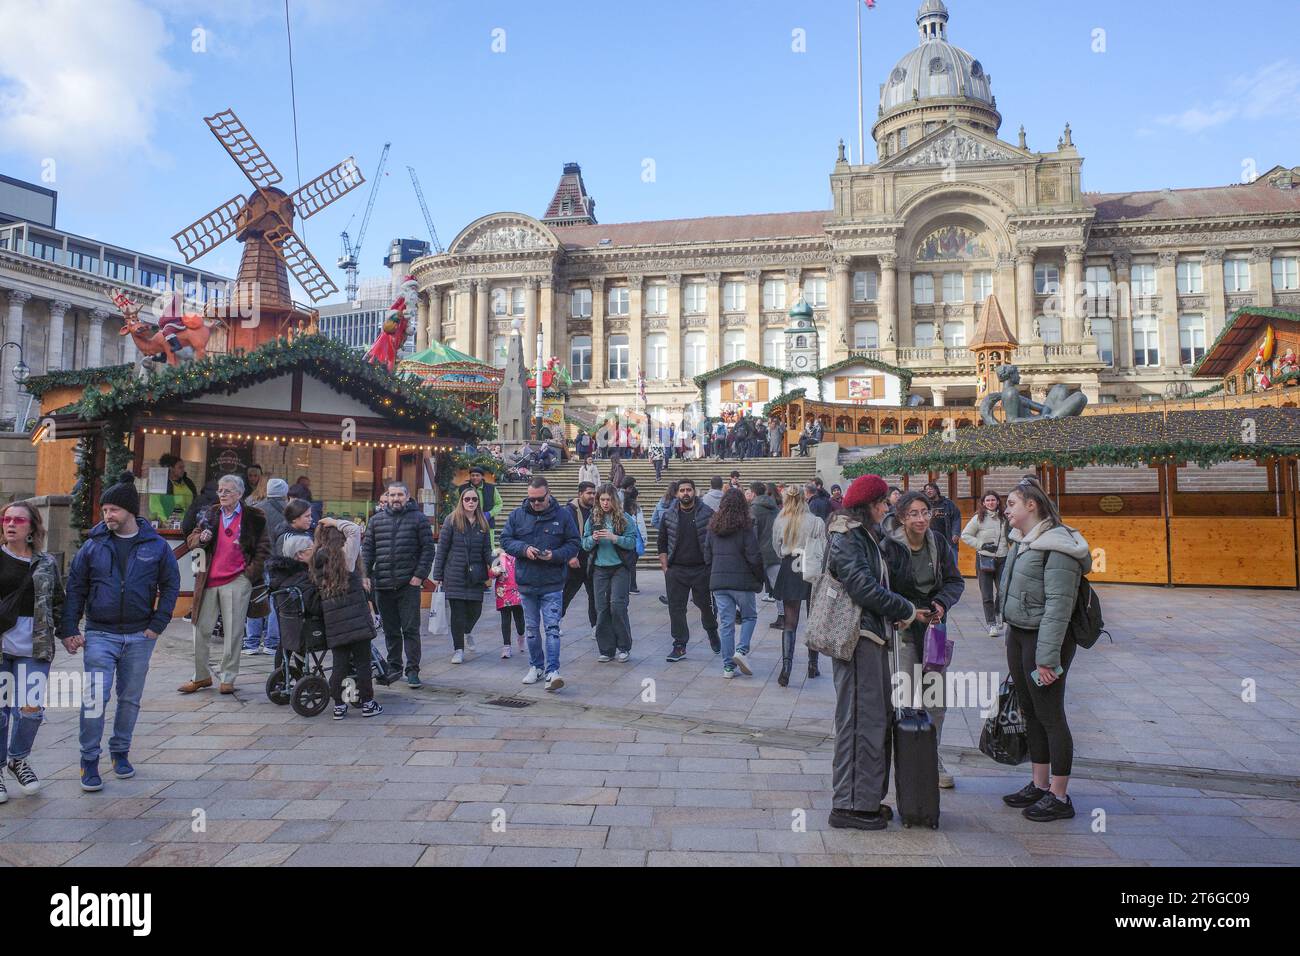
[1,0,1298,303]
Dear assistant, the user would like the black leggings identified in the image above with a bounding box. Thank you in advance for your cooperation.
[329,641,374,706]
[1006,624,1077,776]
[448,597,484,651]
[499,605,524,644]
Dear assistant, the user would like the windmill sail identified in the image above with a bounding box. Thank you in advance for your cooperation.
[291,157,365,220]
[265,224,338,301]
[171,195,247,263]
[205,109,283,190]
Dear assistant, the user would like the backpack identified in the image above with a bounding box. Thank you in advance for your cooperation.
[632,515,646,556]
[1068,576,1111,649]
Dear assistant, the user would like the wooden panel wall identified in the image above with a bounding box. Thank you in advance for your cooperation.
[1063,517,1169,584]
[1169,517,1297,587]
[35,438,80,498]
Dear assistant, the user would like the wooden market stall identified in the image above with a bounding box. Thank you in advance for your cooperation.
[28,336,491,612]
[845,407,1300,588]
[769,393,981,454]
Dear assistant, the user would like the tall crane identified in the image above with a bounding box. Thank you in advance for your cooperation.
[338,141,390,304]
[406,165,444,254]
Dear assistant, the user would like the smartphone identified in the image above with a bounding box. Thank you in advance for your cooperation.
[1031,665,1065,687]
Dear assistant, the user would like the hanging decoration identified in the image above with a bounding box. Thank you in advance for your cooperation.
[364,276,418,372]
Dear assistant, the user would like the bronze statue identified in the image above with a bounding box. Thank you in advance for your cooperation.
[979,364,1088,424]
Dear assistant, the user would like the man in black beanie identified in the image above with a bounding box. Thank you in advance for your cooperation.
[62,473,180,792]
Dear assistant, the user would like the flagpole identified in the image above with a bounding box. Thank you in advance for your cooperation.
[856,0,864,165]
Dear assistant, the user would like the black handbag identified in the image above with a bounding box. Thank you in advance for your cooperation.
[977,552,997,573]
[0,561,36,636]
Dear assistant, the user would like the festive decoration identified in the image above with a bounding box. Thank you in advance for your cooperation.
[526,356,561,390]
[110,288,212,365]
[65,334,493,440]
[364,276,417,372]
[763,388,807,418]
[843,407,1300,477]
[692,357,912,419]
[25,365,133,397]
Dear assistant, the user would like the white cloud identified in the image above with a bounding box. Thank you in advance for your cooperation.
[0,0,185,165]
[1154,60,1300,134]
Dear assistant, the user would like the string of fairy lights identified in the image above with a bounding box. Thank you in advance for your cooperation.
[138,425,458,452]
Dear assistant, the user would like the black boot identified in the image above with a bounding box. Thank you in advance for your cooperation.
[807,649,820,679]
[769,612,785,630]
[706,629,721,654]
[777,629,796,687]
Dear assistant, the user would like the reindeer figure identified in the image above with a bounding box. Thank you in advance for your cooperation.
[109,288,212,366]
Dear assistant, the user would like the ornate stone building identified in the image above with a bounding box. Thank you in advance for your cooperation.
[411,0,1300,424]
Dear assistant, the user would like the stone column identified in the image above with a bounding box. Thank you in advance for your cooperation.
[524,277,541,370]
[831,255,851,360]
[2,290,31,423]
[474,279,490,362]
[429,286,444,346]
[1156,250,1179,369]
[626,274,643,386]
[590,276,606,387]
[539,277,555,370]
[87,307,110,369]
[453,279,473,353]
[47,299,69,372]
[415,292,430,352]
[665,273,682,382]
[1014,246,1037,345]
[1251,246,1274,308]
[703,271,722,371]
[1064,246,1085,343]
[743,269,762,363]
[932,385,947,407]
[879,255,898,353]
[1111,252,1131,370]
[896,264,912,347]
[1203,247,1225,341]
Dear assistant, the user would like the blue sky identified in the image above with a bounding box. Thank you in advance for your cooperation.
[2,0,1297,302]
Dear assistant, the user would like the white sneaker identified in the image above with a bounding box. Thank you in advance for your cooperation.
[451,649,464,664]
[988,624,1000,637]
[501,646,512,659]
[466,636,477,652]
[589,627,598,640]
[732,650,752,675]
[545,672,564,692]
[241,646,259,656]
[615,651,630,663]
[596,654,612,663]
[521,666,542,685]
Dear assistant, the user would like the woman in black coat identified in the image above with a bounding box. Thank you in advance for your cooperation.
[701,489,764,679]
[309,525,382,720]
[826,475,926,832]
[431,486,492,664]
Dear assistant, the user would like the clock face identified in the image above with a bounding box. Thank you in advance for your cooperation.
[793,355,809,369]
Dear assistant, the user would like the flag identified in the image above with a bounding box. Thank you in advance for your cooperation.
[637,367,647,404]
[864,0,875,7]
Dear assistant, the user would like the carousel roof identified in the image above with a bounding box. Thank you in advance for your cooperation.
[402,340,485,367]
[843,406,1300,475]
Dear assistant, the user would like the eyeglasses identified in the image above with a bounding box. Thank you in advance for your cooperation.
[1,515,31,525]
[527,496,548,505]
[216,487,240,496]
[462,496,478,503]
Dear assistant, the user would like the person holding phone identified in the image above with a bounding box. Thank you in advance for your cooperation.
[997,476,1091,823]
[582,483,637,663]
[430,487,492,665]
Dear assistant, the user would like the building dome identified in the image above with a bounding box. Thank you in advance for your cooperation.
[879,0,993,115]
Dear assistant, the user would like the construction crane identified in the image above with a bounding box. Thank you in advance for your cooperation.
[338,141,390,304]
[406,165,444,254]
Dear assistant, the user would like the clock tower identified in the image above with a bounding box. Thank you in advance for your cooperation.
[784,295,819,375]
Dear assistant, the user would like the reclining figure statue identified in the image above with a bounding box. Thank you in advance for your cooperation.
[979,364,1088,425]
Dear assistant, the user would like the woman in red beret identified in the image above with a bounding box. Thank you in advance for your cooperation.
[826,474,926,832]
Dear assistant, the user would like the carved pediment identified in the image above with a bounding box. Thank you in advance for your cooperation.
[885,126,1021,170]
[448,213,559,256]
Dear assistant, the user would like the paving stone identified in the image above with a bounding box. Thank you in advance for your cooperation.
[66,843,154,867]
[290,843,425,867]
[486,846,580,866]
[416,844,493,867]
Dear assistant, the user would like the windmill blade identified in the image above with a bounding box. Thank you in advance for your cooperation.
[204,108,283,190]
[265,224,338,302]
[290,157,365,221]
[171,194,247,263]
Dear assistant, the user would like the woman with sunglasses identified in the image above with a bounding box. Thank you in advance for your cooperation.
[431,486,492,664]
[0,502,64,801]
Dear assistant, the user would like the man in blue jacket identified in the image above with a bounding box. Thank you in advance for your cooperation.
[61,473,180,792]
[501,476,580,692]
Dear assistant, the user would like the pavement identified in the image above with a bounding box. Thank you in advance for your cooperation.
[0,577,1296,867]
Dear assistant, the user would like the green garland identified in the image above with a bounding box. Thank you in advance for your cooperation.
[1184,382,1225,400]
[763,388,806,417]
[70,437,95,529]
[63,336,494,440]
[25,364,133,397]
[692,355,911,418]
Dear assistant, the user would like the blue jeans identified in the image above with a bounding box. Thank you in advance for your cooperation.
[79,630,156,762]
[521,591,563,676]
[0,655,50,763]
[244,571,279,650]
[713,590,757,667]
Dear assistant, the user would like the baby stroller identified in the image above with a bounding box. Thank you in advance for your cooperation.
[264,585,333,717]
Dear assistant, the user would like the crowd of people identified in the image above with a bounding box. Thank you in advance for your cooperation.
[1,452,1089,833]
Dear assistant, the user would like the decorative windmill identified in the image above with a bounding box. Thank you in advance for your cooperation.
[171,108,364,352]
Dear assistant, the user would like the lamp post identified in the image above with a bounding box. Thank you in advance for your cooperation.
[533,325,544,439]
[2,341,29,433]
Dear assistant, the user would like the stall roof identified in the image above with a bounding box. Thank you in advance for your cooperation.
[844,407,1300,475]
[1193,307,1300,379]
[33,335,494,441]
[403,340,484,367]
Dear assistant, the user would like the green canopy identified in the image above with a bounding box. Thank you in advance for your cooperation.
[404,340,483,366]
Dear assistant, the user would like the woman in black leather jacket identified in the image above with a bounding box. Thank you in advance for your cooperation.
[825,475,926,832]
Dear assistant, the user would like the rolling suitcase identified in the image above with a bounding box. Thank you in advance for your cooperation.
[891,627,941,829]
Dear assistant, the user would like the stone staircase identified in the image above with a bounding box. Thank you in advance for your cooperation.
[491,456,819,567]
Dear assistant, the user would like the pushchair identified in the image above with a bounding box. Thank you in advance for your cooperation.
[264,585,333,717]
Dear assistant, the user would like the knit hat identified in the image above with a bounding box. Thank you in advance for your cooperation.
[100,472,140,514]
[841,474,890,510]
[265,478,289,499]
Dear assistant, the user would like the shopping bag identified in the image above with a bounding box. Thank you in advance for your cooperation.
[921,621,953,673]
[978,676,1030,766]
[427,590,450,638]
